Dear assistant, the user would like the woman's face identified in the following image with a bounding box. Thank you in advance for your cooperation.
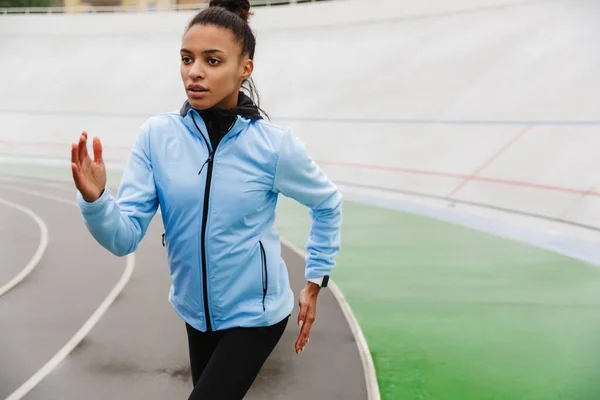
[180,24,253,110]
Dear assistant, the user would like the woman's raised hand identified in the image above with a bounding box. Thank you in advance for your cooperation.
[71,131,107,203]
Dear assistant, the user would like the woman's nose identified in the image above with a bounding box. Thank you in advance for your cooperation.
[189,62,205,80]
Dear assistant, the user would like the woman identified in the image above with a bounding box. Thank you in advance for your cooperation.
[70,0,343,398]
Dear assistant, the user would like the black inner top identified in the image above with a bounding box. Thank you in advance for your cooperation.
[180,91,263,151]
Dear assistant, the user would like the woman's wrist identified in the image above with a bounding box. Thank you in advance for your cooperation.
[305,281,321,294]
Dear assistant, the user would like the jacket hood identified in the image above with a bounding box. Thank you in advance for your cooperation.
[179,91,263,121]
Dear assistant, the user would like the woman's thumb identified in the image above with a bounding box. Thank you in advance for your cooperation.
[297,300,308,327]
[92,137,103,163]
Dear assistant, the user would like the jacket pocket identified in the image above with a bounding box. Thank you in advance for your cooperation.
[259,240,268,311]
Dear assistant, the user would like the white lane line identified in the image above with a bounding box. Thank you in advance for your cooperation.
[0,182,136,400]
[280,238,381,400]
[0,184,79,208]
[0,197,49,298]
[0,175,72,189]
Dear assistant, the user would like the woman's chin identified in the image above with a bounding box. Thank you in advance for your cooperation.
[188,97,214,110]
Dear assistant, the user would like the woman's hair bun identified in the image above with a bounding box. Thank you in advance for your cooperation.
[209,0,251,23]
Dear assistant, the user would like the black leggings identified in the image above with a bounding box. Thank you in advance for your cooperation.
[185,316,289,400]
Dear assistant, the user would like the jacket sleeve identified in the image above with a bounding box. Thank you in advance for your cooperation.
[76,119,159,257]
[272,128,343,280]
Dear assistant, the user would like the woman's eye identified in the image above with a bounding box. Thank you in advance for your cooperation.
[207,58,220,65]
[181,56,192,63]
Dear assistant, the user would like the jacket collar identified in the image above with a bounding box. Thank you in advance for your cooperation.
[179,91,263,121]
[180,91,263,146]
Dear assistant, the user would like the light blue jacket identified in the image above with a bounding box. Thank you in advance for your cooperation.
[77,104,343,332]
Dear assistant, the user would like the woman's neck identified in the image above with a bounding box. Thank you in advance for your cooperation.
[213,89,241,110]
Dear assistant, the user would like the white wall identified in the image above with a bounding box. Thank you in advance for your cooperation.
[1,0,599,244]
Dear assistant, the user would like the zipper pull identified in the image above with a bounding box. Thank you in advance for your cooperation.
[197,152,214,175]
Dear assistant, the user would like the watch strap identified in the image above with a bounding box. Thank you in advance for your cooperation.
[307,275,329,288]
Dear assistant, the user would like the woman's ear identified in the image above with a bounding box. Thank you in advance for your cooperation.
[241,58,254,81]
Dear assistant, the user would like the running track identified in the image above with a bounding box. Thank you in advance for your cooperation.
[0,174,367,400]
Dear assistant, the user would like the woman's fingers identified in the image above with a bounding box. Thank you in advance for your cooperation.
[71,161,82,188]
[295,300,307,353]
[296,310,314,353]
[297,299,308,331]
[71,142,85,187]
[92,136,103,164]
[296,296,317,354]
[71,132,91,192]
[71,143,79,168]
[78,131,89,163]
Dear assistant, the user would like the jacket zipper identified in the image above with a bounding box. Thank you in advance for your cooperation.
[192,114,215,332]
[191,113,236,332]
[259,240,268,311]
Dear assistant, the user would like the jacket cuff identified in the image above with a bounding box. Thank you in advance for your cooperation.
[77,187,111,214]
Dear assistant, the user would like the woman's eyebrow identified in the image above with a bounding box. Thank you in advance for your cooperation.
[180,48,224,55]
